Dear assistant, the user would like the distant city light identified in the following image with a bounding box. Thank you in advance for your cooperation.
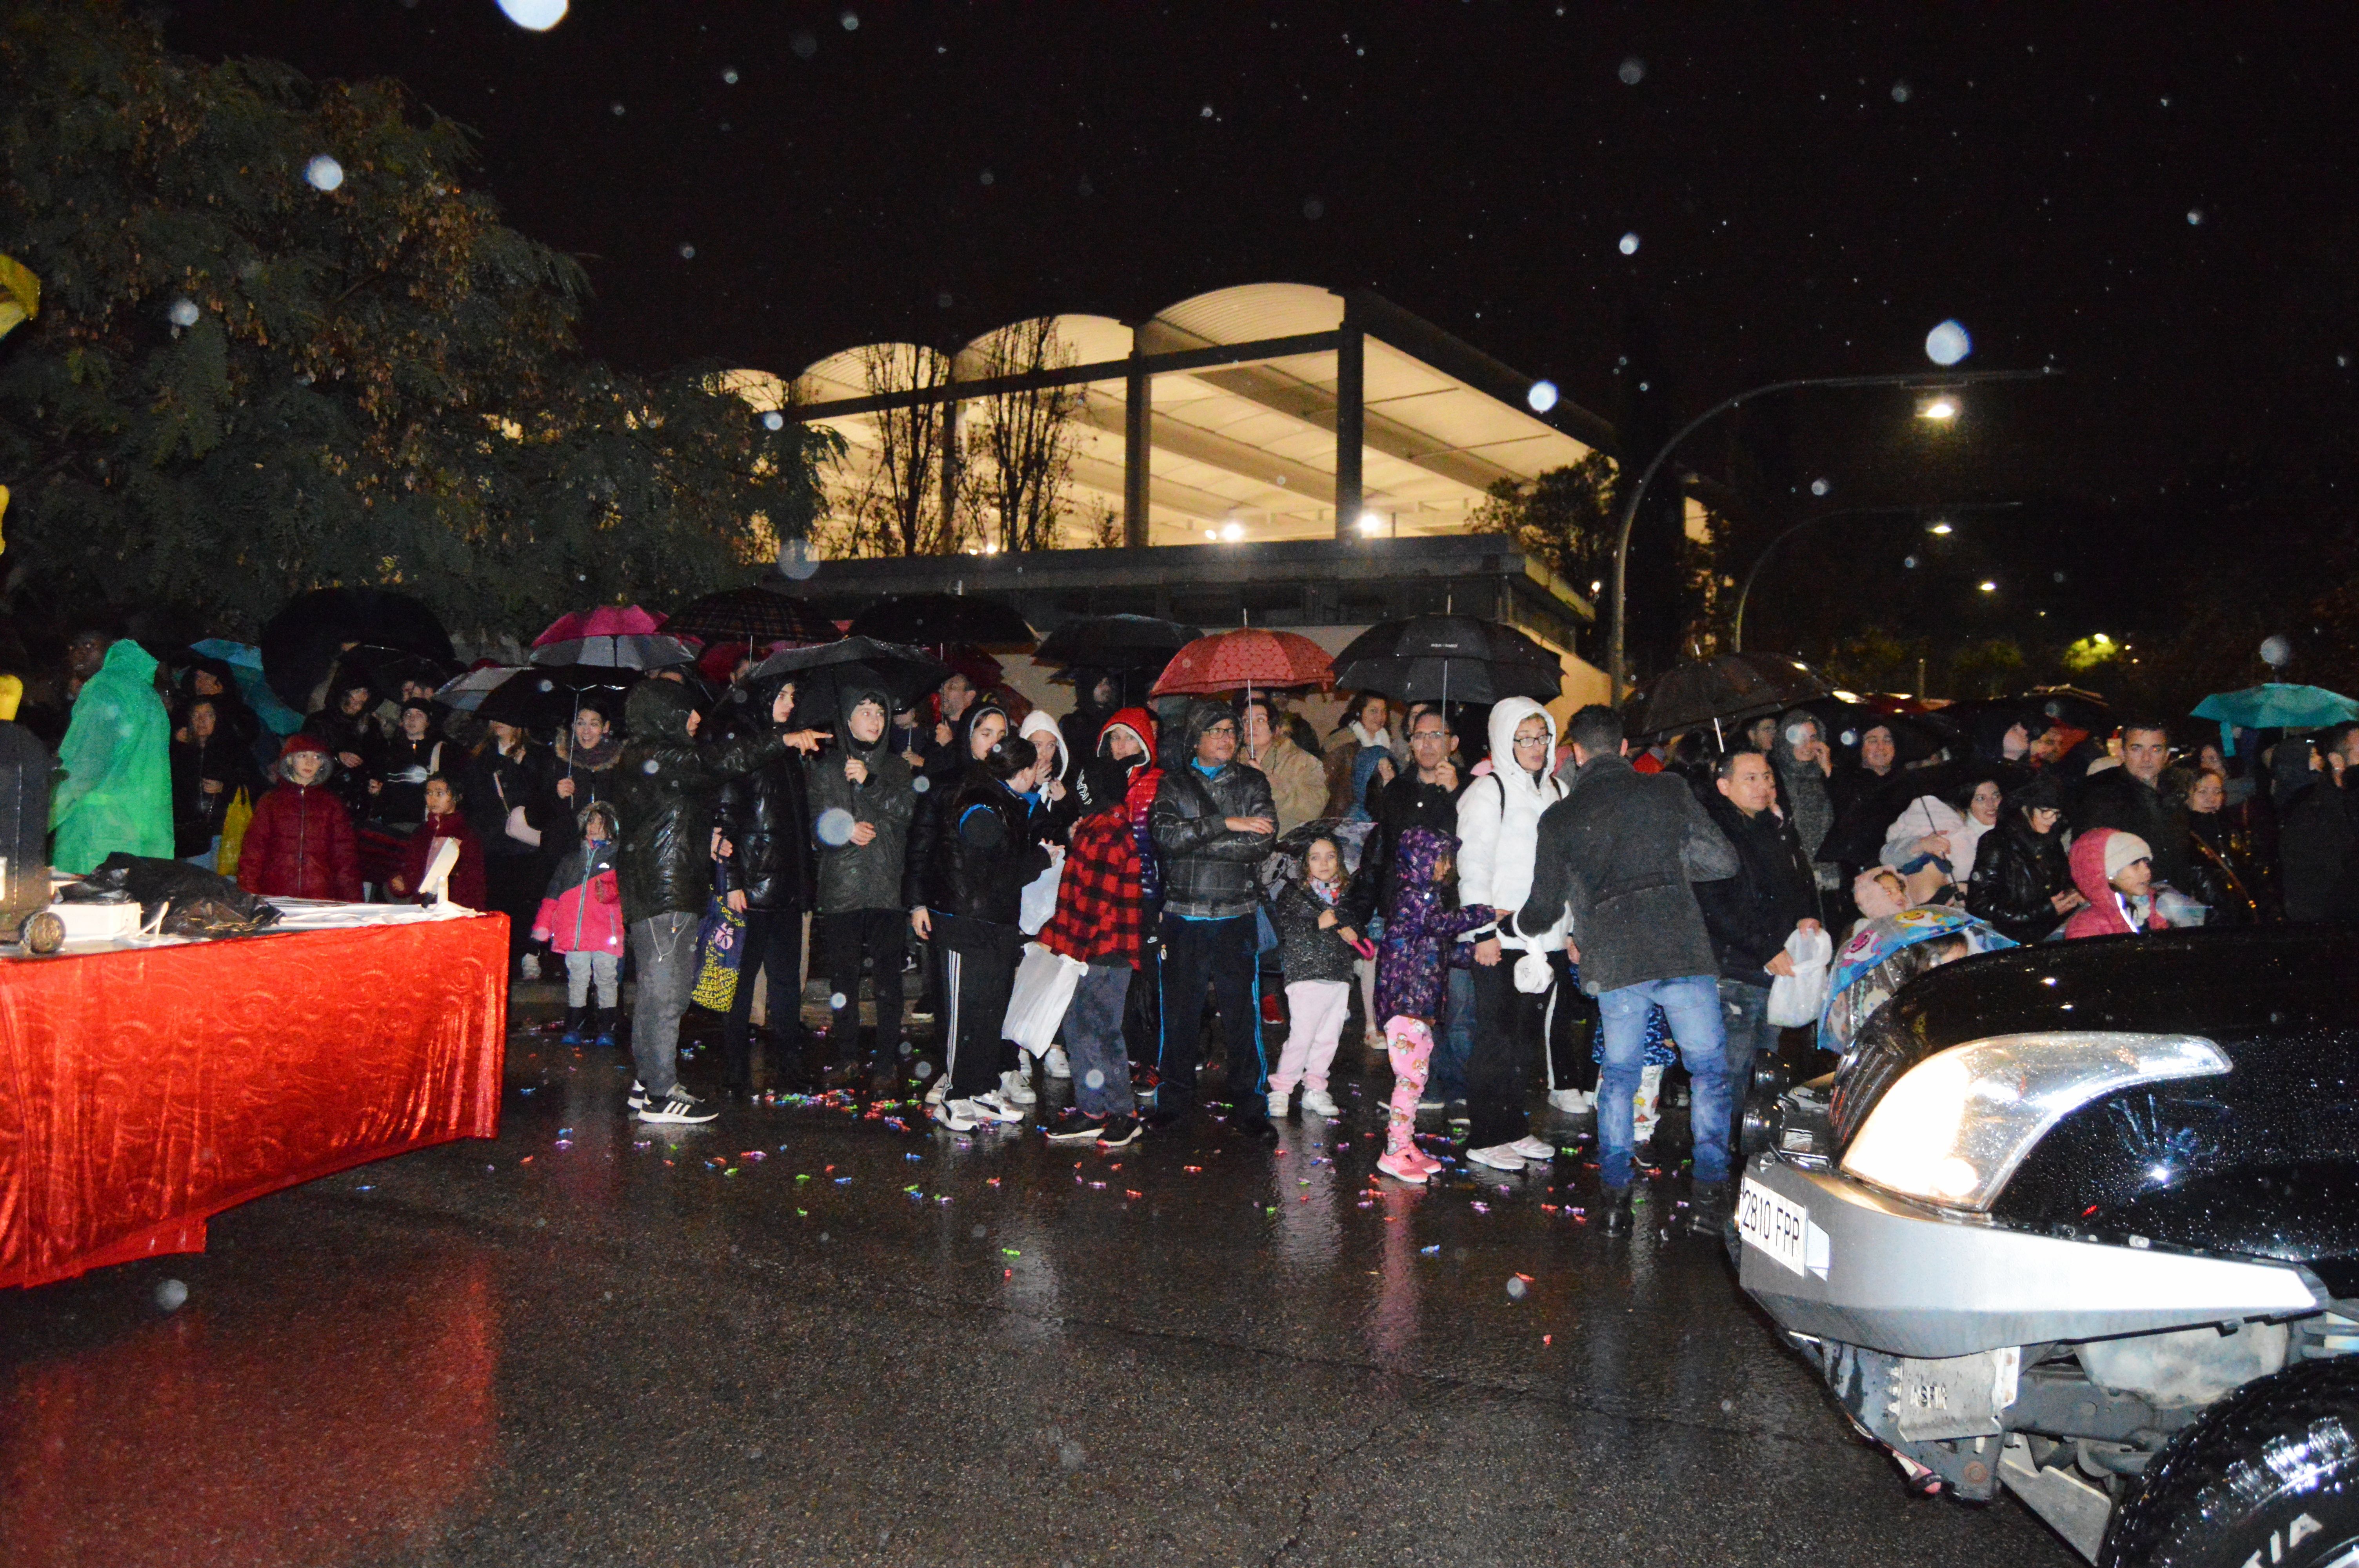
[1355,511,1383,535]
[1919,396,1959,421]
[1926,521,1953,535]
[1220,522,1245,542]
[1979,580,1998,593]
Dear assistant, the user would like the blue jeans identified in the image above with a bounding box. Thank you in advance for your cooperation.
[1596,974,1732,1187]
[1434,961,1474,1100]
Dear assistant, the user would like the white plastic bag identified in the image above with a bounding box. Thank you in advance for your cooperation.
[1001,940,1085,1057]
[1018,844,1066,935]
[1766,925,1836,1028]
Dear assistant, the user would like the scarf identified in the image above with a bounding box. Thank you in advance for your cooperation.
[567,733,622,771]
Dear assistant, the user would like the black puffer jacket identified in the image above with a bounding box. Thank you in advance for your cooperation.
[614,680,785,924]
[1272,879,1358,984]
[714,749,817,911]
[923,749,1050,926]
[1150,699,1278,920]
[1694,794,1821,985]
[807,681,917,914]
[1965,812,2074,944]
[1340,768,1468,928]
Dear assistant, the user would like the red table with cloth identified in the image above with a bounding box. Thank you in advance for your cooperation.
[0,913,507,1289]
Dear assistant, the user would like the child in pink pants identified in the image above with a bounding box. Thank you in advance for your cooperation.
[1374,827,1491,1183]
[1269,835,1361,1119]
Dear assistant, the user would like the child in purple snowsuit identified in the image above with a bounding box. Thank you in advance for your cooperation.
[1374,826,1492,1183]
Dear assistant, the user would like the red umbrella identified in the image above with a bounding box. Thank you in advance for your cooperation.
[1150,628,1334,696]
[532,605,667,646]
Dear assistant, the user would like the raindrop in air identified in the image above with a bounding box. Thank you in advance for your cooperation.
[839,9,859,29]
[2261,635,2293,668]
[1527,380,1559,414]
[779,536,820,581]
[305,154,344,192]
[536,679,554,693]
[1925,319,1972,366]
[1077,177,1093,197]
[496,0,567,31]
[1505,1276,1528,1301]
[1809,477,1831,497]
[936,290,954,309]
[1060,1442,1087,1470]
[1617,56,1645,85]
[1302,196,1324,220]
[1903,554,1920,570]
[155,1278,189,1312]
[911,775,931,794]
[914,1060,934,1079]
[642,758,661,774]
[1617,232,1640,256]
[816,808,856,846]
[828,993,848,1010]
[1200,104,1214,118]
[763,411,785,432]
[979,169,994,186]
[1891,80,1912,103]
[2187,208,2205,225]
[678,243,696,260]
[972,1224,987,1238]
[722,67,740,84]
[168,298,200,328]
[611,102,625,116]
[791,31,817,58]
[1083,1068,1106,1090]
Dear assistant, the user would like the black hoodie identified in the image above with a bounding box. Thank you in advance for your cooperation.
[805,681,916,914]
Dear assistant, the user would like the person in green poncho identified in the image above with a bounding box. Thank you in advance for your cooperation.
[49,636,172,874]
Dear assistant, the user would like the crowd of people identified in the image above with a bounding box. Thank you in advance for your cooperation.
[25,616,2359,1234]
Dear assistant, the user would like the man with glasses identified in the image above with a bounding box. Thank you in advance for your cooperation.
[1145,699,1281,1140]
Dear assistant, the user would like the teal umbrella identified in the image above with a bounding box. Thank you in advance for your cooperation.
[189,638,307,736]
[2192,682,2359,753]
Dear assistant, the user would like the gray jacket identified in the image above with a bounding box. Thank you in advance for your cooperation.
[1151,699,1278,920]
[1513,753,1738,996]
[804,724,916,916]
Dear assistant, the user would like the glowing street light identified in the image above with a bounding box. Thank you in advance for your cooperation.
[1978,580,1998,593]
[1355,510,1384,535]
[1926,521,1954,535]
[1219,521,1245,543]
[1918,396,1960,421]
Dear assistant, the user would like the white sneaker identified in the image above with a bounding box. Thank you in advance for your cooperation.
[999,1068,1038,1106]
[967,1091,1025,1124]
[627,1080,648,1112]
[934,1098,980,1132]
[1467,1142,1526,1172]
[1547,1088,1594,1114]
[637,1086,716,1125]
[1301,1088,1341,1118]
[1267,1089,1290,1119]
[925,1075,947,1106]
[1043,1045,1072,1080]
[1509,1134,1557,1161]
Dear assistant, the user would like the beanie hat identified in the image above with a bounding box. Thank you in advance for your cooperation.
[2103,831,2152,882]
[280,732,330,761]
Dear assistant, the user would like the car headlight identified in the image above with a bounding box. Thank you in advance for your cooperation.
[1839,1032,2230,1211]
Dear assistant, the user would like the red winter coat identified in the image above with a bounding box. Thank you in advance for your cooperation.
[391,810,489,911]
[236,780,362,901]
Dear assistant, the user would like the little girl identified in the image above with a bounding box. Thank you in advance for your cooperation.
[533,803,626,1047]
[389,774,487,910]
[1269,834,1362,1120]
[1374,826,1492,1183]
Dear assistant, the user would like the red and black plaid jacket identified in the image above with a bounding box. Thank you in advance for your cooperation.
[1040,809,1145,967]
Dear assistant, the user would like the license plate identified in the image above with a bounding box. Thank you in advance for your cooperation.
[1738,1177,1812,1277]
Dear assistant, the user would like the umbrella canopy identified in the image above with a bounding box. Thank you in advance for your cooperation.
[437,664,632,729]
[745,636,951,715]
[846,592,1036,650]
[259,589,454,713]
[1332,614,1564,706]
[1150,628,1334,697]
[1034,614,1202,673]
[1624,653,1833,739]
[2019,685,2114,735]
[327,642,455,698]
[529,605,696,670]
[2192,682,2359,734]
[1802,697,1963,766]
[189,639,307,735]
[665,587,842,649]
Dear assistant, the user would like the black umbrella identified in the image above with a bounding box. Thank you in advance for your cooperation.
[1034,614,1202,672]
[1625,653,1834,739]
[666,586,843,648]
[1802,698,1964,767]
[470,668,577,731]
[329,643,455,699]
[846,592,1036,650]
[745,636,951,716]
[260,588,455,713]
[1332,615,1564,706]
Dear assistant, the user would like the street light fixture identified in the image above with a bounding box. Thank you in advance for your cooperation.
[1926,521,1954,536]
[1918,396,1960,421]
[1979,580,1998,593]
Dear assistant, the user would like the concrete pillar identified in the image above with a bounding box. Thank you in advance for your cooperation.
[1334,321,1364,539]
[940,398,961,548]
[1123,338,1151,548]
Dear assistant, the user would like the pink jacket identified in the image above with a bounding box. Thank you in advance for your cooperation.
[533,856,625,955]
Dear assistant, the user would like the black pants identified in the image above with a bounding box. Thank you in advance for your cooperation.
[1123,922,1162,1068]
[722,903,805,1091]
[484,852,549,966]
[816,907,905,1063]
[935,912,1021,1101]
[1156,911,1267,1117]
[1466,953,1586,1147]
[1545,951,1600,1094]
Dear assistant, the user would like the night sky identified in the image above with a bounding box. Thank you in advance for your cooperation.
[165,2,2359,653]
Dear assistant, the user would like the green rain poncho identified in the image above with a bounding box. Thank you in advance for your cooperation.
[49,639,173,874]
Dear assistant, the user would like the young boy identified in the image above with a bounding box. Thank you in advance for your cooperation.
[807,682,917,1093]
[1038,757,1149,1147]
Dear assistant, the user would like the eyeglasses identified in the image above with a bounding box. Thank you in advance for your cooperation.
[1203,723,1237,737]
[1514,733,1550,748]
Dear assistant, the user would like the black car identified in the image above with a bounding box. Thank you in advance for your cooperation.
[1737,925,2359,1568]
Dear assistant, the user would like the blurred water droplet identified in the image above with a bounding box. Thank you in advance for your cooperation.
[305,154,344,192]
[936,290,954,308]
[168,298,200,328]
[972,1223,987,1238]
[1617,56,1645,85]
[642,758,661,774]
[678,243,697,260]
[611,101,625,116]
[1924,319,1972,365]
[155,1278,188,1312]
[1505,1276,1527,1300]
[1810,477,1831,497]
[791,30,817,58]
[1303,196,1325,219]
[839,9,858,29]
[497,0,567,29]
[722,66,740,84]
[1903,554,1920,570]
[1200,104,1215,118]
[2186,208,2205,225]
[914,1060,934,1079]
[1078,176,1094,197]
[763,410,785,431]
[778,535,820,581]
[827,993,848,1011]
[1617,232,1640,256]
[2261,635,2293,667]
[1527,379,1559,413]
[815,807,857,846]
[911,775,931,794]
[1890,80,1912,103]
[979,169,994,186]
[1083,1068,1106,1090]
[1060,1441,1087,1470]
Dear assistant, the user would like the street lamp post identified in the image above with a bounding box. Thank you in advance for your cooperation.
[1605,367,2054,704]
[1729,500,2025,653]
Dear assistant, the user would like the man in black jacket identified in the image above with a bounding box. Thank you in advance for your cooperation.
[1694,749,1822,1156]
[1516,705,1739,1236]
[713,672,823,1101]
[1145,699,1279,1139]
[2074,720,2194,894]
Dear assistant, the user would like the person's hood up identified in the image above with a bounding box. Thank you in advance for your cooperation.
[1178,697,1235,765]
[1075,755,1135,817]
[579,800,622,842]
[1773,708,1821,764]
[1098,705,1157,764]
[2274,736,2324,809]
[2069,828,2143,905]
[624,677,701,745]
[1485,697,1558,800]
[1018,709,1068,782]
[1971,706,2038,765]
[1394,825,1459,888]
[837,679,894,757]
[98,638,159,689]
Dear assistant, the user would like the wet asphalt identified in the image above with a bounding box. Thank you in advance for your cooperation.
[0,1008,2077,1568]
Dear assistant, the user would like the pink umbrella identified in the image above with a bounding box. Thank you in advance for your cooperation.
[529,605,695,670]
[531,606,667,647]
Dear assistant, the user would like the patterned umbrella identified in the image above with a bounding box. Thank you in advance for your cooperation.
[529,605,696,670]
[1150,628,1334,696]
[665,587,842,648]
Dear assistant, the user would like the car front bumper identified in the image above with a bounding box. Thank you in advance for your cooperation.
[1736,1153,2325,1359]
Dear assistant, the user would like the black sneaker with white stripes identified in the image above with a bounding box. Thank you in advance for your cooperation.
[637,1085,717,1125]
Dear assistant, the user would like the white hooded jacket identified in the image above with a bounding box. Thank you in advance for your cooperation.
[1454,696,1568,951]
[1016,709,1069,784]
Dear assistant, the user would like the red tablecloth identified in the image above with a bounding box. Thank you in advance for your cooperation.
[0,914,507,1289]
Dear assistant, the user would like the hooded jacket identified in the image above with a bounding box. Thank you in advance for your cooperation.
[50,639,173,874]
[1453,698,1568,952]
[805,680,916,914]
[1018,709,1080,842]
[1966,808,2074,944]
[2275,739,2355,922]
[1099,706,1165,905]
[1375,826,1493,1023]
[923,739,1052,927]
[236,735,362,901]
[1514,752,1739,996]
[614,680,785,923]
[714,676,818,912]
[533,802,624,954]
[1150,698,1278,920]
[2063,827,2163,939]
